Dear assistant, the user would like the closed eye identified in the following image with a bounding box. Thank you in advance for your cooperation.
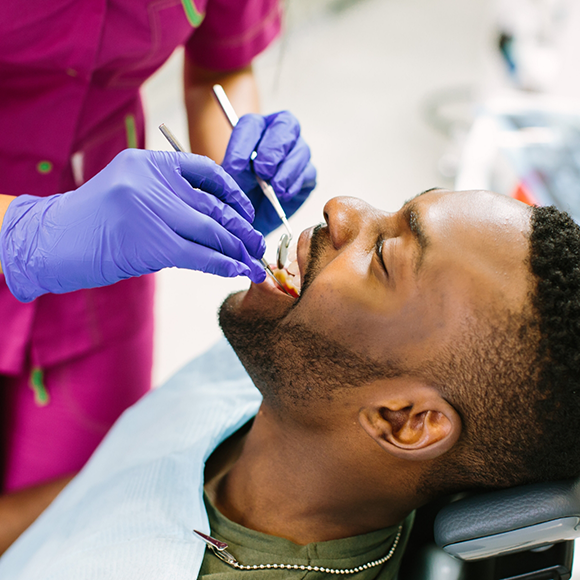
[375,236,388,276]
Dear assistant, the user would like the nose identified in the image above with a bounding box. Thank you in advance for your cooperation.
[323,196,378,250]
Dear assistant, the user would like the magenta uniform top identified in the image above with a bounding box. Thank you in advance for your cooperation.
[0,0,281,375]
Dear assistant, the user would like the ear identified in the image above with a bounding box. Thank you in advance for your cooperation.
[358,385,461,461]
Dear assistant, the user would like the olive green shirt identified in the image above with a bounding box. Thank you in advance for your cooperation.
[199,492,414,579]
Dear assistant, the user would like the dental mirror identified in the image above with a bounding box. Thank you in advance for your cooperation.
[277,233,290,270]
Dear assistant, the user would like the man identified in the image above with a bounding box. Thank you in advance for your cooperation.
[1,188,579,579]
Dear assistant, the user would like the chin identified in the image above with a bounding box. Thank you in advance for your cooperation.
[218,287,282,401]
[221,276,297,324]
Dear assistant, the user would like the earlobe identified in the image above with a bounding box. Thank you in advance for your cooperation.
[358,393,461,461]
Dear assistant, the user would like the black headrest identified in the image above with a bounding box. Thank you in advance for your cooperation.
[434,478,580,560]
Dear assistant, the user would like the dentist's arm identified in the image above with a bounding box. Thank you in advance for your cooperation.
[0,475,74,556]
[0,149,266,303]
[184,58,259,163]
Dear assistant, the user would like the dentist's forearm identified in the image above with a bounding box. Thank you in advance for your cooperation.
[0,195,17,274]
[184,58,260,163]
[0,475,74,555]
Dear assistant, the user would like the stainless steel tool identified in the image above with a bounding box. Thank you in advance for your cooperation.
[211,84,292,270]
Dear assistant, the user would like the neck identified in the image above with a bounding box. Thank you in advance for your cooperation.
[207,403,418,545]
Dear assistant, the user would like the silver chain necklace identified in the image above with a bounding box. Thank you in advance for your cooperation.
[193,526,403,575]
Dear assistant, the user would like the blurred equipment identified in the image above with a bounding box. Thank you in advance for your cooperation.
[424,0,580,187]
[455,94,580,222]
[496,0,572,92]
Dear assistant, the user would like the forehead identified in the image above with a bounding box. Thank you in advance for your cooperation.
[408,189,533,312]
[404,188,530,226]
[407,189,531,250]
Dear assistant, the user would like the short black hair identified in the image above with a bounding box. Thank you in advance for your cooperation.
[525,206,580,476]
[420,205,580,495]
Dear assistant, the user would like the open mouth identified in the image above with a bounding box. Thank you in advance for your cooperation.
[272,242,301,297]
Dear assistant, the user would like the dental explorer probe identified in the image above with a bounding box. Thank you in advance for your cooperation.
[211,84,293,270]
[158,123,291,296]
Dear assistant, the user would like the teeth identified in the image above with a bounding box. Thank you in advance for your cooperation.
[272,268,300,297]
[286,242,299,275]
[287,269,301,294]
[287,259,300,277]
[286,242,301,289]
[287,242,297,263]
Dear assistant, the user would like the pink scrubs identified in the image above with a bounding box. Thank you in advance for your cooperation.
[0,0,281,492]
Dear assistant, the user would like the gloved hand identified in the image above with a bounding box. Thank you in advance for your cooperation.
[0,149,267,303]
[221,111,317,237]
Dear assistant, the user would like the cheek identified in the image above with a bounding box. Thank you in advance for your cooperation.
[288,282,438,359]
[288,270,465,362]
[289,258,376,328]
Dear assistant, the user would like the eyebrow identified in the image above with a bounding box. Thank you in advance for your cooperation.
[401,201,430,275]
[403,186,443,205]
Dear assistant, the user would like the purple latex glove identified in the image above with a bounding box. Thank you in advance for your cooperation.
[221,111,317,237]
[1,149,267,303]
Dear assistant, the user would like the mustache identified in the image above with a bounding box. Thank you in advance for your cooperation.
[297,223,331,299]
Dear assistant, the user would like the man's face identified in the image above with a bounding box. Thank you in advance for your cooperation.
[219,190,532,412]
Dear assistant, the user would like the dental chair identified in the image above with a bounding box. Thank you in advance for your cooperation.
[398,478,580,580]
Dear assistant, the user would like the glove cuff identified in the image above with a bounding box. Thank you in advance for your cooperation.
[0,195,54,303]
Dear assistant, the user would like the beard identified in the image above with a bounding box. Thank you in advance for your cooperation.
[219,225,404,411]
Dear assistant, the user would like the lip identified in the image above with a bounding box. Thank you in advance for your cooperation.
[244,225,315,308]
[257,269,296,298]
[296,226,315,285]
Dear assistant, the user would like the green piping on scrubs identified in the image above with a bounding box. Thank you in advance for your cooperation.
[30,367,50,407]
[181,0,205,27]
[125,114,138,149]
